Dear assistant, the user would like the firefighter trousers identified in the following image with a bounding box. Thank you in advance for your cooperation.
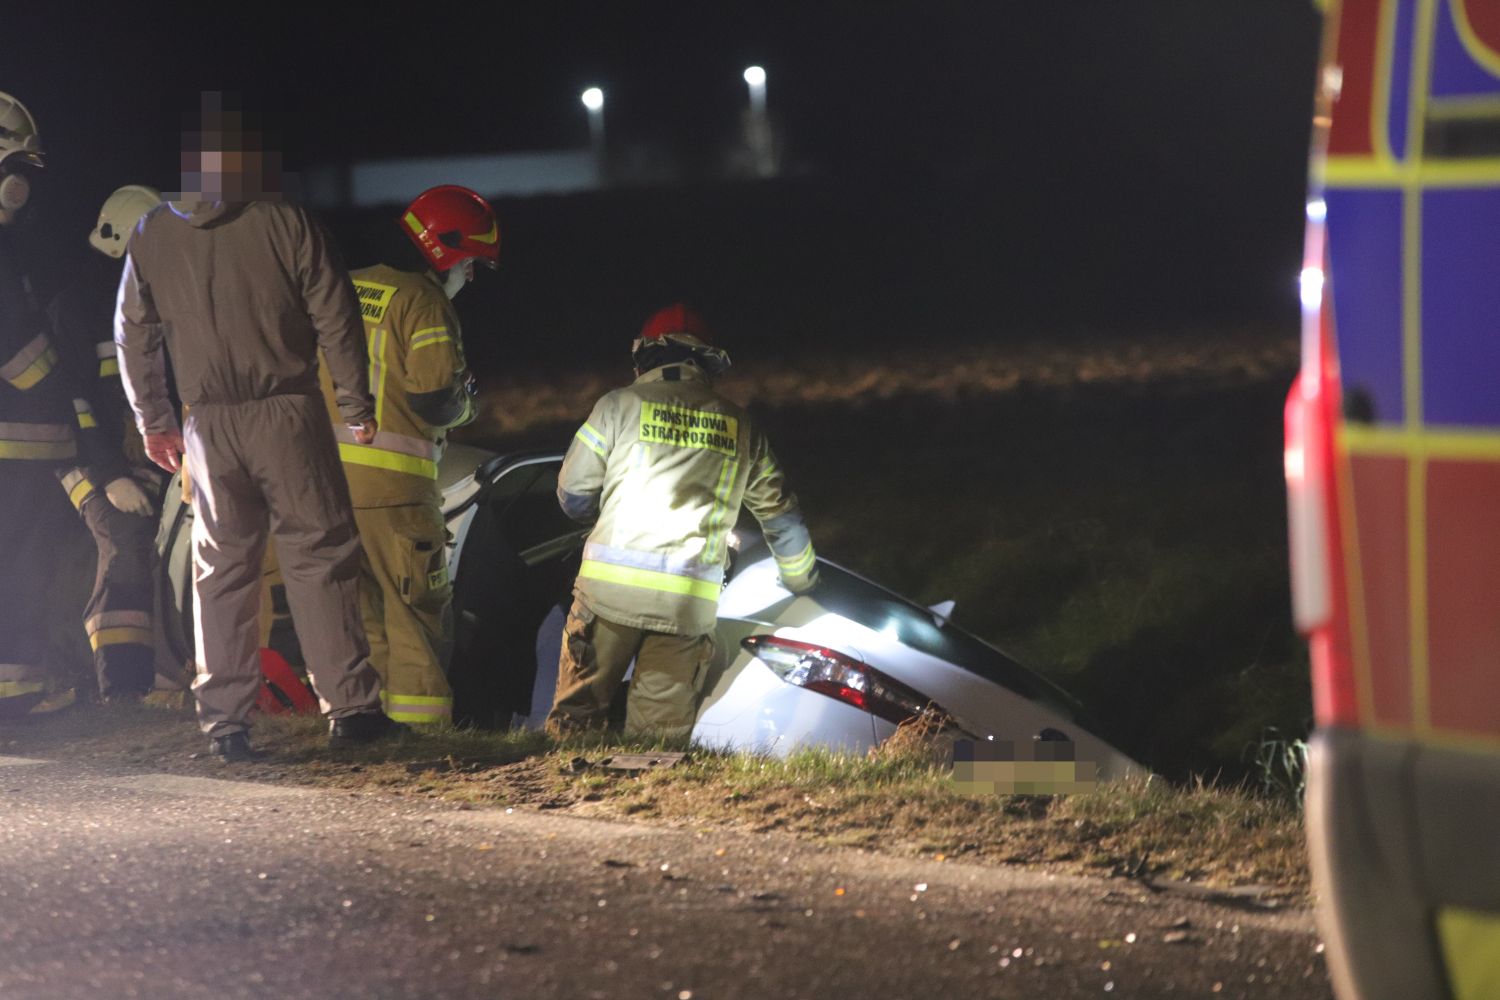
[0,463,79,717]
[353,503,453,725]
[545,597,714,740]
[183,395,383,738]
[63,470,160,699]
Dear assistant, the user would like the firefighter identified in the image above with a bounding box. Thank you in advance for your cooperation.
[115,98,396,758]
[0,91,83,718]
[46,185,166,701]
[546,304,820,739]
[320,185,496,726]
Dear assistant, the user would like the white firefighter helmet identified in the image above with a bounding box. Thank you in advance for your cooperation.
[89,185,163,258]
[0,92,43,212]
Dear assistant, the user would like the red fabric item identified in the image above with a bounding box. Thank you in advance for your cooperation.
[256,648,319,715]
[639,303,711,343]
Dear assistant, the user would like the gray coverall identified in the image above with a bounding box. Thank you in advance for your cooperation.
[115,200,383,737]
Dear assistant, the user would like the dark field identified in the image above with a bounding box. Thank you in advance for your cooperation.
[461,329,1307,783]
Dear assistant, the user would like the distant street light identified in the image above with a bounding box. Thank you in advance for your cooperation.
[743,65,767,116]
[742,66,772,177]
[581,87,605,175]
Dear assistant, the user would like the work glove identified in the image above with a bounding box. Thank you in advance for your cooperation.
[104,476,154,517]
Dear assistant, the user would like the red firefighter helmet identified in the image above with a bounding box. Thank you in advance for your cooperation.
[639,303,712,343]
[633,303,731,375]
[400,185,500,272]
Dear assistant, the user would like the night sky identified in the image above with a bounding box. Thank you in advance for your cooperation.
[13,1,1322,359]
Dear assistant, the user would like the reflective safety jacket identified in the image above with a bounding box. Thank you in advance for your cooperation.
[559,362,818,635]
[0,227,76,468]
[319,264,475,507]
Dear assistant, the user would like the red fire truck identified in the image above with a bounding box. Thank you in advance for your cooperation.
[1286,1,1500,997]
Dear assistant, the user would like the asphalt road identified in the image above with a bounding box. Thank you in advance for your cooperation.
[1,751,1332,1000]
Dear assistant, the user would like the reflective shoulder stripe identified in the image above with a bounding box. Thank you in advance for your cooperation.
[409,327,452,353]
[774,542,817,577]
[578,559,721,602]
[338,442,438,479]
[575,423,607,458]
[95,341,116,359]
[0,680,46,699]
[73,399,97,430]
[99,357,121,377]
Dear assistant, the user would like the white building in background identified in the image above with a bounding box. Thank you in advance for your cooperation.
[302,149,603,209]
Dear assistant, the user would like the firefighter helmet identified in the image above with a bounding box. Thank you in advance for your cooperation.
[399,185,500,272]
[633,303,731,375]
[89,185,163,258]
[640,303,713,344]
[0,92,44,212]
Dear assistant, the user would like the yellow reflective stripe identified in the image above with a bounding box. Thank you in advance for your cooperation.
[338,442,438,479]
[704,452,739,563]
[775,542,817,577]
[1438,907,1500,1000]
[388,693,452,705]
[89,627,153,651]
[381,692,453,723]
[578,559,721,601]
[99,357,120,377]
[7,346,58,390]
[73,399,97,430]
[0,680,46,699]
[467,221,498,245]
[1341,424,1500,461]
[575,424,607,458]
[404,211,424,235]
[411,326,448,339]
[370,327,388,425]
[67,477,97,509]
[410,333,453,352]
[0,439,76,460]
[386,709,451,723]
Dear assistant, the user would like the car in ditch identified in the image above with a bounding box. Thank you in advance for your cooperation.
[157,441,1139,782]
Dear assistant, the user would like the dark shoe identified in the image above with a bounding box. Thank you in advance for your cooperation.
[328,710,410,746]
[209,731,254,762]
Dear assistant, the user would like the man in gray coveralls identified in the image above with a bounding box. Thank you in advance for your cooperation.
[115,95,404,759]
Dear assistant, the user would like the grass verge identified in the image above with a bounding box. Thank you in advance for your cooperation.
[3,700,1310,905]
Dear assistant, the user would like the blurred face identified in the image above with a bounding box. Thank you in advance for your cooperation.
[179,140,281,201]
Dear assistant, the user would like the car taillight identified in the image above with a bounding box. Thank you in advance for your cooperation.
[741,634,951,728]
